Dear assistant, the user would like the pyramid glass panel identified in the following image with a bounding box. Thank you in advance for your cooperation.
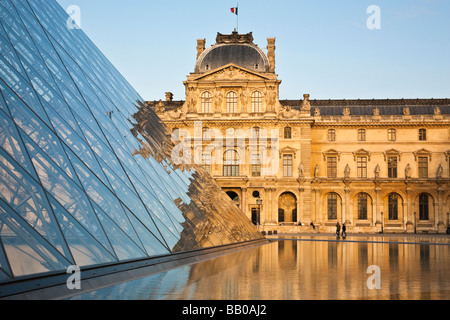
[0,0,262,294]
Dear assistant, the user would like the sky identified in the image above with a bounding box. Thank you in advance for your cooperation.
[56,0,450,101]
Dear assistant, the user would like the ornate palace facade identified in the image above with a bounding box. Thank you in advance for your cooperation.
[146,31,450,234]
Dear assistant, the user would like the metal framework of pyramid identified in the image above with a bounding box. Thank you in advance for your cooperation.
[0,0,262,297]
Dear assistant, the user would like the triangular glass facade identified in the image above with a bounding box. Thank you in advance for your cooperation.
[0,0,262,289]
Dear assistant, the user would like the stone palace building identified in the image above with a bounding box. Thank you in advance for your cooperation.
[145,31,450,234]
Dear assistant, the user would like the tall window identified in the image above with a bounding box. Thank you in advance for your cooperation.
[358,129,366,141]
[251,208,260,225]
[251,91,262,113]
[327,156,337,178]
[202,127,211,140]
[251,126,260,140]
[201,153,211,173]
[283,154,293,177]
[278,209,285,223]
[201,91,212,113]
[388,193,398,220]
[327,193,338,220]
[418,157,428,178]
[328,129,336,141]
[284,127,292,139]
[357,157,368,178]
[388,129,396,141]
[172,128,180,141]
[419,129,427,141]
[251,153,261,177]
[226,91,238,113]
[419,194,429,220]
[223,150,239,177]
[358,193,368,220]
[388,156,397,178]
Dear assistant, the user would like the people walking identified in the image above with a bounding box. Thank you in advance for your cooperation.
[341,223,347,238]
[336,222,341,238]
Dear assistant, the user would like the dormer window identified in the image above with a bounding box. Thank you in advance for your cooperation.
[205,64,210,71]
[254,64,259,70]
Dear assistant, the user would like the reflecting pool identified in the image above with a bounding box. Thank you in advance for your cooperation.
[69,235,450,300]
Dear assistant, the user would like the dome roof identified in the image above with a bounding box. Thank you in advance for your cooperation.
[195,32,270,73]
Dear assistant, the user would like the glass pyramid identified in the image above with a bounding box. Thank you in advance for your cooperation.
[0,0,262,291]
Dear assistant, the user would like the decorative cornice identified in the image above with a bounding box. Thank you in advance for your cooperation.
[413,148,432,161]
[353,149,371,161]
[323,149,341,161]
[383,148,402,161]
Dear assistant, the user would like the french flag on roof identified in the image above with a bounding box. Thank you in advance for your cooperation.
[230,7,238,15]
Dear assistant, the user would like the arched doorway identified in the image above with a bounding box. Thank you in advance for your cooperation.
[226,191,240,208]
[278,192,297,224]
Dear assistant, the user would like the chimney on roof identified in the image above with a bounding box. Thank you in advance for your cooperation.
[267,37,276,73]
[197,39,206,60]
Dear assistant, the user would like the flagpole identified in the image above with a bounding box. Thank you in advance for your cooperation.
[236,3,239,32]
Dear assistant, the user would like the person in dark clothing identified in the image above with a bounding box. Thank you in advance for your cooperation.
[310,221,316,230]
[341,223,347,238]
[336,222,341,237]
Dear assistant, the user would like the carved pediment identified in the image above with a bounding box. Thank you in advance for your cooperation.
[413,148,432,161]
[383,148,402,161]
[280,146,297,158]
[190,63,272,82]
[323,149,341,161]
[353,149,371,161]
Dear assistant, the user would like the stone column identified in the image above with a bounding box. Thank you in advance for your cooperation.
[241,187,247,216]
[264,186,276,224]
[344,184,351,225]
[374,182,382,231]
[437,183,445,233]
[298,184,304,223]
[312,187,320,224]
[405,183,413,233]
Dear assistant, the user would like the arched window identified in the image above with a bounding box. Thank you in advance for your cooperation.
[284,127,292,139]
[201,91,212,113]
[419,194,429,220]
[226,91,238,113]
[226,191,240,207]
[358,193,368,220]
[251,126,260,139]
[172,128,180,141]
[388,193,399,220]
[223,149,239,177]
[278,192,297,223]
[202,127,211,140]
[327,193,338,220]
[251,91,262,113]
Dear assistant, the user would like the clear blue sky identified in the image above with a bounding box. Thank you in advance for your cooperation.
[56,0,450,101]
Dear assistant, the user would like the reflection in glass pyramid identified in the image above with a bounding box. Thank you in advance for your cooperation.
[0,0,263,297]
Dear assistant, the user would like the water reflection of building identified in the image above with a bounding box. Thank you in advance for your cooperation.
[118,239,450,300]
[70,237,450,300]
[147,31,450,234]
